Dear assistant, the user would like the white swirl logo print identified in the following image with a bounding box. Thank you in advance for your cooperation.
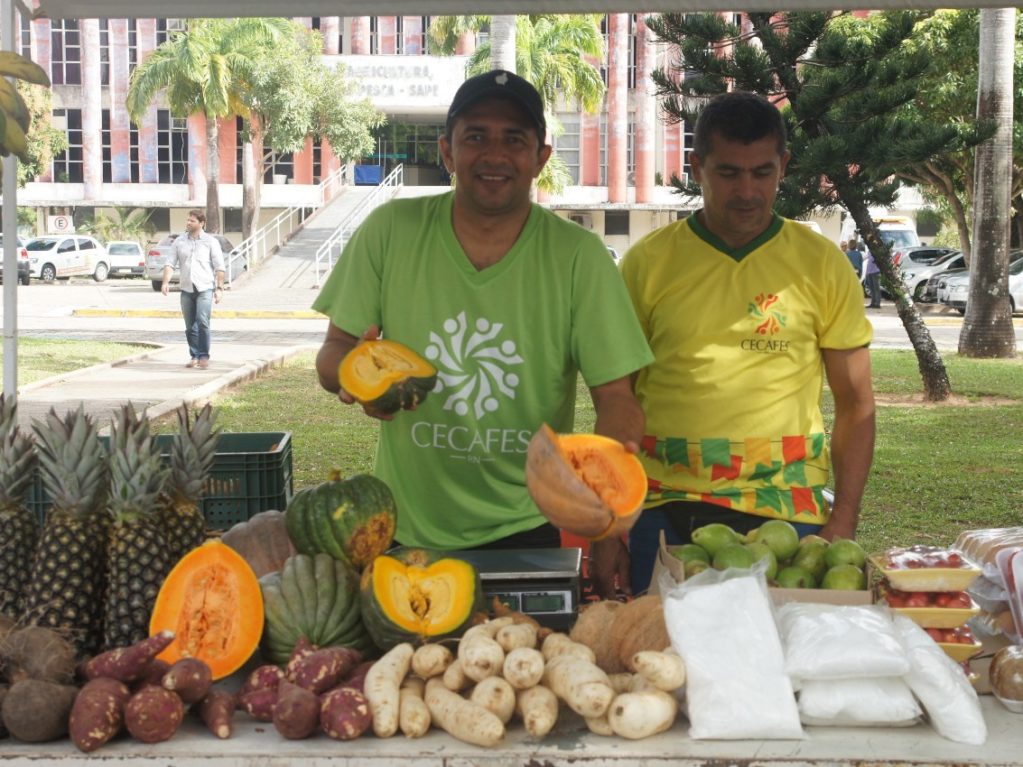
[425,312,524,420]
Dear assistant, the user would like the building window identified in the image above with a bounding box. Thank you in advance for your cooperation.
[223,208,243,232]
[264,150,294,183]
[19,14,31,57]
[373,123,444,169]
[605,211,630,236]
[127,20,138,69]
[552,117,580,185]
[156,110,188,184]
[98,20,110,85]
[598,115,635,187]
[599,15,637,90]
[155,19,185,45]
[396,16,428,55]
[51,108,83,182]
[51,19,81,85]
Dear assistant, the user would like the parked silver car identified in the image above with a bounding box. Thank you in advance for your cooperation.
[104,241,146,278]
[145,233,235,291]
[937,250,1023,313]
[902,250,965,302]
[0,234,31,286]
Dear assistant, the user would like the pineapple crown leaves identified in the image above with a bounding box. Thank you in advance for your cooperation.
[32,405,109,516]
[0,394,37,506]
[109,404,170,518]
[167,403,220,503]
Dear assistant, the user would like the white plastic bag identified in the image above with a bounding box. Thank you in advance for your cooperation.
[894,615,987,745]
[778,603,909,680]
[797,676,921,727]
[659,567,803,740]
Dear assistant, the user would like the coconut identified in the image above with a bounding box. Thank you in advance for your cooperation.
[570,600,625,673]
[0,626,77,684]
[608,595,671,672]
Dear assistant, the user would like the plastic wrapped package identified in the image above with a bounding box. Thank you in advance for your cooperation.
[659,567,803,740]
[778,603,910,681]
[797,676,921,727]
[893,615,987,745]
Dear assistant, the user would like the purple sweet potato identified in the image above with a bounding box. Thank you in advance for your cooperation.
[162,657,213,705]
[237,686,278,722]
[135,658,172,690]
[339,658,375,694]
[81,631,176,683]
[272,680,320,740]
[124,685,185,743]
[197,689,236,739]
[236,664,285,703]
[69,677,131,753]
[0,626,77,684]
[288,647,360,695]
[284,636,316,679]
[320,686,373,741]
[1,678,78,742]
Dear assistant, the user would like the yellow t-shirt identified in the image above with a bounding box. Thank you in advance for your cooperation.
[620,214,873,524]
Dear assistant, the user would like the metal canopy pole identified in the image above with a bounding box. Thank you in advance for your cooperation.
[1,0,19,401]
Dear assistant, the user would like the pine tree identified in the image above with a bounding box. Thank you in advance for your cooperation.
[647,10,977,400]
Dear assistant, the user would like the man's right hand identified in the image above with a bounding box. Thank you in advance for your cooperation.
[161,282,169,296]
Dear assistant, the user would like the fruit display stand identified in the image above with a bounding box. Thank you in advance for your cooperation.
[1,695,1021,766]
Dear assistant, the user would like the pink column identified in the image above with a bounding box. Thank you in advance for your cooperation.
[321,17,340,54]
[606,14,629,203]
[136,19,159,183]
[402,16,422,55]
[218,117,236,184]
[294,18,312,29]
[80,20,103,199]
[320,138,342,194]
[293,137,314,184]
[350,17,371,54]
[30,13,52,181]
[378,17,397,54]
[581,110,600,187]
[187,113,207,202]
[454,31,476,55]
[634,16,655,203]
[108,19,131,183]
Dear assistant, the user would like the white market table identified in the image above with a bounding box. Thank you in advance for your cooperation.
[2,696,1019,766]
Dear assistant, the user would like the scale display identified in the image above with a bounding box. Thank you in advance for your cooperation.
[491,590,573,615]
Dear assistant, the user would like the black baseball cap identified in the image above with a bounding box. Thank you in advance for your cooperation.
[446,69,547,142]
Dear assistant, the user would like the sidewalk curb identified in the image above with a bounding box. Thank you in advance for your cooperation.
[73,308,322,320]
[143,343,320,422]
[17,343,166,394]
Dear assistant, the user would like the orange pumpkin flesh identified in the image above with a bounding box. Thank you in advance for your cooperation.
[525,424,647,540]
[149,540,264,680]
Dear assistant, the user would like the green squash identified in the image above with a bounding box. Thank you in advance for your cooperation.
[359,547,484,649]
[338,339,438,415]
[259,553,374,664]
[285,473,397,571]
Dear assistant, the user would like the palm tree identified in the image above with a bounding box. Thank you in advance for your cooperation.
[126,18,289,232]
[78,206,156,245]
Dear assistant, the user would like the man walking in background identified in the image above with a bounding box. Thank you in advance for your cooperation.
[162,208,225,369]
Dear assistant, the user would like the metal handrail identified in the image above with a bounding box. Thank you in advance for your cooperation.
[312,164,404,287]
[224,162,348,283]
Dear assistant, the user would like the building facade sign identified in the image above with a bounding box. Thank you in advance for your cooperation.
[327,55,470,113]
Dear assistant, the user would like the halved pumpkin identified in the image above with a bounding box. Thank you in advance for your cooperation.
[149,539,264,680]
[338,339,437,415]
[359,548,483,648]
[525,424,647,540]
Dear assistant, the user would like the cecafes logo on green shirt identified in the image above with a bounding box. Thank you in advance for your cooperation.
[425,311,524,419]
[742,293,791,353]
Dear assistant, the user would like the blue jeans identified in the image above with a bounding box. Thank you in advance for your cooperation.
[180,288,213,360]
[628,501,822,596]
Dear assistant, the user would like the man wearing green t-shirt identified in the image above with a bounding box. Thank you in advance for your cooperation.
[313,70,653,599]
[621,92,877,594]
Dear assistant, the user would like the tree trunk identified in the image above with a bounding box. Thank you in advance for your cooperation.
[843,196,952,402]
[205,114,221,233]
[242,139,256,241]
[490,16,517,72]
[959,8,1016,358]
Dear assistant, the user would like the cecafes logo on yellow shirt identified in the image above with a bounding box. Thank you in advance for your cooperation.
[742,293,790,353]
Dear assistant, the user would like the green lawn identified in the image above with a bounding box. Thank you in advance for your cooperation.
[0,338,154,386]
[165,348,1023,555]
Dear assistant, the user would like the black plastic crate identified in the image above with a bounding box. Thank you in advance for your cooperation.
[27,431,293,530]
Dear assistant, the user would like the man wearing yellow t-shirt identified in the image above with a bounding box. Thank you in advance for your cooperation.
[621,92,876,594]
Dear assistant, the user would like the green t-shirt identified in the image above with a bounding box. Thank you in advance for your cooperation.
[621,214,873,524]
[313,192,653,549]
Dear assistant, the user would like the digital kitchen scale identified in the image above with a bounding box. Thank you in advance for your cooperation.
[456,548,582,632]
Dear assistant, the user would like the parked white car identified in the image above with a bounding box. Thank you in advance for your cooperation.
[103,241,146,278]
[902,250,965,302]
[938,251,1023,314]
[25,235,107,282]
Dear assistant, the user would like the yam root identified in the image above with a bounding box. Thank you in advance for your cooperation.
[69,677,131,753]
[609,595,669,672]
[237,664,285,701]
[495,622,538,652]
[81,630,176,683]
[570,600,625,673]
[136,658,171,690]
[340,659,375,694]
[502,647,545,690]
[542,654,615,718]
[424,677,505,747]
[124,685,185,744]
[237,686,278,722]
[0,626,77,685]
[515,684,559,738]
[2,678,77,742]
[198,689,235,739]
[442,658,469,692]
[458,629,505,683]
[272,680,320,740]
[364,642,414,738]
[632,650,686,692]
[161,657,213,704]
[398,676,431,738]
[607,688,678,739]
[411,643,454,680]
[320,686,373,741]
[288,647,358,695]
[470,675,516,724]
[541,632,596,664]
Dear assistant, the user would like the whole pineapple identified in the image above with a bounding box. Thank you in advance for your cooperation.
[22,406,109,654]
[0,395,39,617]
[159,403,219,562]
[104,404,173,649]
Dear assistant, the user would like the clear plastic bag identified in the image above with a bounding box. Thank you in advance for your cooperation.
[658,565,803,740]
[797,676,921,727]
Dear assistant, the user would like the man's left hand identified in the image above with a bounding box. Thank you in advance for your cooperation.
[588,536,631,600]
[214,287,223,304]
